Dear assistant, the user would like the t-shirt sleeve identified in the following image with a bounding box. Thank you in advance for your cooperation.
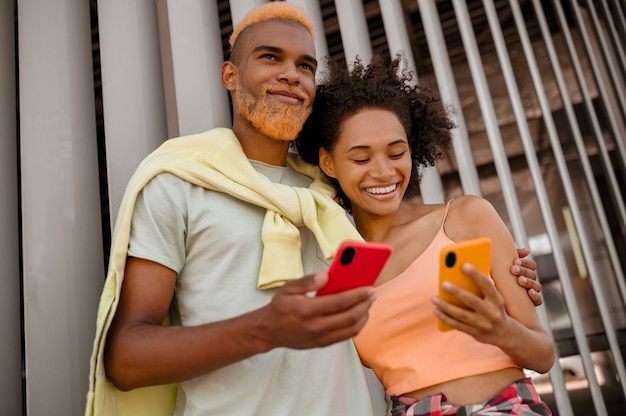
[127,172,188,273]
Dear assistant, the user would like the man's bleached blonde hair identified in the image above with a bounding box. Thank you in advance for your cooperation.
[228,2,315,49]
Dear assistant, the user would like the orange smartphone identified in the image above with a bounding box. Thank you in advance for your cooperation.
[316,240,392,296]
[437,237,492,331]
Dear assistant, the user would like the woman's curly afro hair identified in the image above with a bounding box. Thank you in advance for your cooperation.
[295,53,455,212]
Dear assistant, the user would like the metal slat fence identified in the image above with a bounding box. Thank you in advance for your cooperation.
[1,1,625,414]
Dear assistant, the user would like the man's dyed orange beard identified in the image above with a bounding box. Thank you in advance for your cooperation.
[234,83,312,141]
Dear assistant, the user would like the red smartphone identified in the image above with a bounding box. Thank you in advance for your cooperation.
[437,237,492,331]
[316,240,392,296]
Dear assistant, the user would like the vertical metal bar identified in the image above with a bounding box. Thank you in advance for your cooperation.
[536,0,626,407]
[598,0,626,81]
[229,0,266,28]
[18,0,104,414]
[0,0,23,414]
[607,0,626,47]
[481,1,574,413]
[581,0,626,186]
[568,0,626,168]
[287,0,330,79]
[156,0,230,137]
[544,0,626,308]
[333,0,372,64]
[378,0,445,204]
[378,0,414,61]
[451,0,527,242]
[97,0,169,228]
[418,0,482,197]
[583,0,626,120]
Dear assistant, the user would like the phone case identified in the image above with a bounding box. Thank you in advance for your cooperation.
[316,240,392,296]
[437,237,492,331]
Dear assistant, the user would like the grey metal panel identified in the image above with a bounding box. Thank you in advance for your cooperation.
[0,0,23,414]
[558,1,626,238]
[546,0,626,310]
[156,0,231,137]
[482,1,572,413]
[17,0,104,414]
[571,1,626,169]
[418,0,482,197]
[287,0,330,78]
[378,0,445,204]
[97,0,169,228]
[582,0,626,123]
[451,0,527,243]
[229,0,266,27]
[334,0,372,64]
[530,0,626,407]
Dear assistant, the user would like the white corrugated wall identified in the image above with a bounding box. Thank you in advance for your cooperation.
[2,1,625,414]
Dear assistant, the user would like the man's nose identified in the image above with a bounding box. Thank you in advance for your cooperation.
[277,62,300,84]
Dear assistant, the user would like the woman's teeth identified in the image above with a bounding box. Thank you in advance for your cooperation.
[365,184,397,194]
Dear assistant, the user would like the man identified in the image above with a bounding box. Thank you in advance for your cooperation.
[86,3,541,415]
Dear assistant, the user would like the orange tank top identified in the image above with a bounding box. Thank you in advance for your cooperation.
[352,201,518,396]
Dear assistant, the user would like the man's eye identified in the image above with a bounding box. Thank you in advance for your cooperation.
[300,63,314,72]
[261,54,277,61]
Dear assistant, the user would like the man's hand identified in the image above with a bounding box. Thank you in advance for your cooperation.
[105,260,376,391]
[513,248,542,306]
[253,272,377,351]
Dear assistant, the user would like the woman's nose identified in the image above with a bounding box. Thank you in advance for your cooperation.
[371,159,394,179]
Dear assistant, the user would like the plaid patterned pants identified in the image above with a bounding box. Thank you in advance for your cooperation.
[387,378,551,416]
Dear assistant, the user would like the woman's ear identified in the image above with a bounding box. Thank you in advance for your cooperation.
[319,148,337,178]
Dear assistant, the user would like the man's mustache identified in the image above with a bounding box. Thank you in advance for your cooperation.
[263,85,309,102]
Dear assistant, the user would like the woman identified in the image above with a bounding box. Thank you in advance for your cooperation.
[296,54,555,415]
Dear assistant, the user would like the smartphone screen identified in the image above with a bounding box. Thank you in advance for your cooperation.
[316,240,392,296]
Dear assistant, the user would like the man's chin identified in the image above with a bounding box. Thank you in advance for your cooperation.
[253,114,308,142]
[256,124,302,142]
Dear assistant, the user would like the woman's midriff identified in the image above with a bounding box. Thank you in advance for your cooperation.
[402,367,525,405]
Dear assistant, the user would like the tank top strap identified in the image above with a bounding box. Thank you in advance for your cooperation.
[438,199,454,233]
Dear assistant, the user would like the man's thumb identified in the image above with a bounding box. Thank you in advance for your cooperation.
[285,272,328,293]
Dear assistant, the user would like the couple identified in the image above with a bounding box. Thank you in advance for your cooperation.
[86,3,553,416]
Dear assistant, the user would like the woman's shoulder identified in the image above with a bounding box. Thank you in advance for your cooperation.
[448,195,497,216]
[400,200,447,225]
[445,195,501,238]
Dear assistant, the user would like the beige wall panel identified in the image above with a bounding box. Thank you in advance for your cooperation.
[334,0,372,64]
[228,0,266,27]
[18,0,104,414]
[157,0,230,137]
[0,0,22,413]
[287,0,329,78]
[97,0,169,227]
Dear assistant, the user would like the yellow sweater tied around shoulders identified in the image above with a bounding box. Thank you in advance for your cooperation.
[85,128,363,416]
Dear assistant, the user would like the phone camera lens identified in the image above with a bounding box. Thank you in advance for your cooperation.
[445,251,456,268]
[341,247,356,265]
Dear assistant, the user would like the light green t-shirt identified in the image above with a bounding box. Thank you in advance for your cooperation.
[128,160,376,415]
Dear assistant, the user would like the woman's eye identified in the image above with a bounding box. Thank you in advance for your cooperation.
[391,151,407,159]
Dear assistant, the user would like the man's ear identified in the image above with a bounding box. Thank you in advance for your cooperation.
[221,61,237,92]
[319,148,337,178]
